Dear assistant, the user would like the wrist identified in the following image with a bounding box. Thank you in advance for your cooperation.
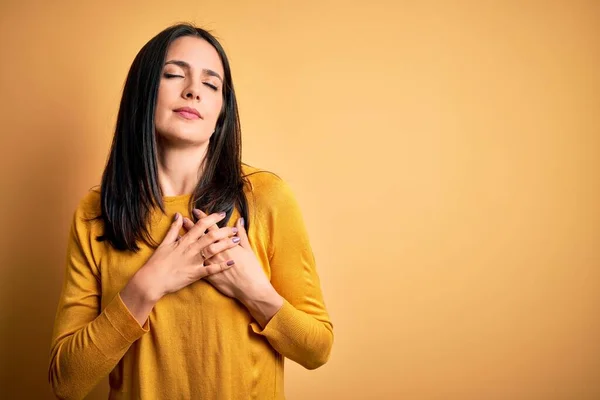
[238,281,273,303]
[240,284,284,328]
[119,269,161,327]
[126,268,163,305]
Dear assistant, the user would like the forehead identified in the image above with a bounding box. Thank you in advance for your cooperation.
[164,36,224,76]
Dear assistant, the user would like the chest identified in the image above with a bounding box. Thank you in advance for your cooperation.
[97,209,271,310]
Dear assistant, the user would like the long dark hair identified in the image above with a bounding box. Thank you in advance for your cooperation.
[98,23,249,252]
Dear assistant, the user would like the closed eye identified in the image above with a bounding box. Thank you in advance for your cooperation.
[163,73,218,91]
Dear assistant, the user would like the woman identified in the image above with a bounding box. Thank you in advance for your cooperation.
[49,23,333,399]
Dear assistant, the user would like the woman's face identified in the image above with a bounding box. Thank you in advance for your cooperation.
[154,36,225,145]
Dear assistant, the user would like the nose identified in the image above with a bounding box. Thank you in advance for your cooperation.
[183,82,201,101]
[183,90,200,101]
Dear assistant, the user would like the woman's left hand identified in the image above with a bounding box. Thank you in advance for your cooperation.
[182,210,272,302]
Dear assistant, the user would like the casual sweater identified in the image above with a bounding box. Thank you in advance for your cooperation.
[48,166,333,400]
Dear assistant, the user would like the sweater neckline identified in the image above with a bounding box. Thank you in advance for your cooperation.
[163,193,192,204]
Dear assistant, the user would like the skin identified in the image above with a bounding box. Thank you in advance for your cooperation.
[119,36,283,329]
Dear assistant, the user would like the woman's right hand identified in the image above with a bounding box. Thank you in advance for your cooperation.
[121,211,239,325]
[139,211,241,299]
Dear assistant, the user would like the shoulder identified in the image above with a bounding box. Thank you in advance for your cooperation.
[241,165,309,253]
[74,187,102,220]
[71,187,103,237]
[66,188,105,266]
[242,164,296,212]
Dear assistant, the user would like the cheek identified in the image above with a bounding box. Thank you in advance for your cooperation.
[156,85,172,108]
[208,96,224,121]
[154,86,177,124]
[153,105,169,128]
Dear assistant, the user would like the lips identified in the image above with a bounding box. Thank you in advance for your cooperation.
[174,107,202,119]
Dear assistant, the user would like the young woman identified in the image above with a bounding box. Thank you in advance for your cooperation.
[49,23,333,399]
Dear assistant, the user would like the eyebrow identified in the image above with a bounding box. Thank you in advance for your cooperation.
[164,60,223,83]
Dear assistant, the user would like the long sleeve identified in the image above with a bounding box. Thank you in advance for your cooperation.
[48,196,149,399]
[249,176,334,370]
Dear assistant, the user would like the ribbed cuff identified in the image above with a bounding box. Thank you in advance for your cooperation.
[250,300,300,338]
[249,299,334,369]
[91,294,150,359]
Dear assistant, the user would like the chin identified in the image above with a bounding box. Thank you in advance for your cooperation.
[156,129,212,146]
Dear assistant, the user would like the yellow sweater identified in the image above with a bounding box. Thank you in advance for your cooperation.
[49,167,333,400]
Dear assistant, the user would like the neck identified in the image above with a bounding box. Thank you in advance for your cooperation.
[157,140,210,197]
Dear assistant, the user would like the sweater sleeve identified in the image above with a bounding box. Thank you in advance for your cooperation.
[249,176,334,370]
[48,196,149,399]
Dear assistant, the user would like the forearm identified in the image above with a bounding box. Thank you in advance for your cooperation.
[49,294,149,399]
[239,284,284,328]
[249,299,334,370]
[50,330,125,399]
[119,269,161,326]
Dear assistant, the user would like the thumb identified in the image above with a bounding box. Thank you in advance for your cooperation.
[236,217,251,249]
[162,212,183,245]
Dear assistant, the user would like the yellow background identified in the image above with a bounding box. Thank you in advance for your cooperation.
[1,1,599,399]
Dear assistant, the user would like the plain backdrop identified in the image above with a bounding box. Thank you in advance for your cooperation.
[0,1,599,399]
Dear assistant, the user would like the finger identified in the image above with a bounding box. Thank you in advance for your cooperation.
[197,260,235,279]
[190,227,240,256]
[161,213,183,245]
[180,212,226,244]
[236,217,251,249]
[200,235,241,260]
[193,209,219,232]
[182,217,195,232]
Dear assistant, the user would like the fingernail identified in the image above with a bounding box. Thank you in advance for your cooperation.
[173,213,180,221]
[193,209,200,216]
[239,217,245,227]
[227,260,235,266]
[232,227,238,234]
[232,236,241,244]
[219,211,226,217]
